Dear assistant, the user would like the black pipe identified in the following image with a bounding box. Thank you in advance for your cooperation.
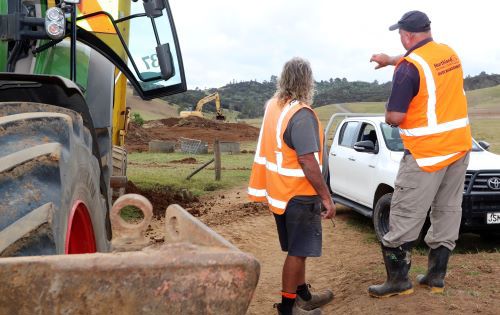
[150,17,161,46]
[70,4,77,82]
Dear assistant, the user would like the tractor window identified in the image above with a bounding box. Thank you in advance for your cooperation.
[76,0,186,99]
[117,2,182,88]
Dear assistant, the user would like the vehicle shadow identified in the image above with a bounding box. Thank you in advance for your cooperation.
[336,206,499,254]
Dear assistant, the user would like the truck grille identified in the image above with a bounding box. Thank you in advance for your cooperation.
[464,171,500,194]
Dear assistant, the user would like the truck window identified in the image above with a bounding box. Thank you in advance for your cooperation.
[358,123,378,146]
[380,123,404,151]
[338,121,360,148]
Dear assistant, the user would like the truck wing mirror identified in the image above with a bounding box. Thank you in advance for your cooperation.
[156,43,175,80]
[353,140,377,154]
[478,140,490,151]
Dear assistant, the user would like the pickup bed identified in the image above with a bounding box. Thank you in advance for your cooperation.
[324,114,500,240]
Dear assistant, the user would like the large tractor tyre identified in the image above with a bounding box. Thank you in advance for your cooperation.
[0,102,110,257]
[373,192,430,245]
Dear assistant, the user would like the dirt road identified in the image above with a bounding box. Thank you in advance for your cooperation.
[182,185,499,315]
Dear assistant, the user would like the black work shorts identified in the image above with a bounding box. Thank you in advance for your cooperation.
[273,198,322,257]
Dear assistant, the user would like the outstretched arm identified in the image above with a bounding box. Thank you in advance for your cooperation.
[370,53,403,69]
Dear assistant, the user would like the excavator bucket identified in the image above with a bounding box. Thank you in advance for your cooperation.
[0,200,260,315]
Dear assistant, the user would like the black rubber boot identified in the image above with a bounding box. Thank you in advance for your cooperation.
[416,246,451,293]
[368,243,414,298]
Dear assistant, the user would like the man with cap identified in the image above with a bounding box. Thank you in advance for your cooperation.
[368,10,472,298]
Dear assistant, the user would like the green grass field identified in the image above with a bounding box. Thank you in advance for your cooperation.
[128,152,253,195]
[131,110,165,121]
[467,85,500,109]
[129,85,500,194]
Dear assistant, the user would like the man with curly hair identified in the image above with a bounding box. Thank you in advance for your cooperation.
[248,57,335,315]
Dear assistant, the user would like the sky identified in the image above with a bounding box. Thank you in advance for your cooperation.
[169,0,500,89]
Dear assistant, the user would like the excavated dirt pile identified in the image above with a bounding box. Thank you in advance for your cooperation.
[126,117,260,152]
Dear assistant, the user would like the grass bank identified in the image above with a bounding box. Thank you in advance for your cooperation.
[127,151,254,195]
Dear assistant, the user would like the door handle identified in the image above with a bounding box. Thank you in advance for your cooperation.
[331,153,336,156]
[348,157,356,161]
[369,165,375,168]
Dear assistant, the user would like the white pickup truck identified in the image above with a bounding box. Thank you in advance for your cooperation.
[323,114,500,240]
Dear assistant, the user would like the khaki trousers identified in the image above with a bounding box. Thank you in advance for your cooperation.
[382,152,470,250]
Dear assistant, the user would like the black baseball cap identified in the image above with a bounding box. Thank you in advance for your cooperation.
[389,10,431,32]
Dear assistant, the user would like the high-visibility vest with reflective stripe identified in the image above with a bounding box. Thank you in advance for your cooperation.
[248,98,324,214]
[397,41,472,172]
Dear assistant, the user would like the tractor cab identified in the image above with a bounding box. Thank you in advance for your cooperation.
[0,0,186,99]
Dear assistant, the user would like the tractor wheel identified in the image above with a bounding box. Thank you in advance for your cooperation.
[0,102,110,256]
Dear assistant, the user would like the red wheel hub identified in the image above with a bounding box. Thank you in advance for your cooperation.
[65,200,97,254]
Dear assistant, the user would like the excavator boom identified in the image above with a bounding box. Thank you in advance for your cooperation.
[180,92,225,120]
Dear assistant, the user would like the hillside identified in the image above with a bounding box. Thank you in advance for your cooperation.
[162,72,500,119]
[126,88,178,120]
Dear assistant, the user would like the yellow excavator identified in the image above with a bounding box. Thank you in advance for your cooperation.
[179,92,226,120]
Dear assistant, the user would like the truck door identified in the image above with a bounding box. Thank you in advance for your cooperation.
[329,121,360,200]
[349,122,380,206]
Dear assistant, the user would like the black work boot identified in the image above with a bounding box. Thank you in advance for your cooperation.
[416,246,451,293]
[296,284,334,311]
[368,243,414,298]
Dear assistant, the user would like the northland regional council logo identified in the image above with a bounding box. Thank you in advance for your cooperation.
[487,177,500,190]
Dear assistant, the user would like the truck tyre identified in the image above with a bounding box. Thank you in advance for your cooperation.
[373,193,392,242]
[373,192,430,244]
[0,102,110,257]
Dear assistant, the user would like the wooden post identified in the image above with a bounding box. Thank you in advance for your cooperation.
[186,158,214,180]
[214,139,221,181]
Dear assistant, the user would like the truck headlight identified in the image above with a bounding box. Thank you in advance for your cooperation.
[45,7,65,39]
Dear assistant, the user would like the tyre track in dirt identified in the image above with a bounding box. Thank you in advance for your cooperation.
[190,186,500,315]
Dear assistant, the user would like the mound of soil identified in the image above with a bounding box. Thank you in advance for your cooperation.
[126,181,199,218]
[125,117,259,152]
[171,157,197,164]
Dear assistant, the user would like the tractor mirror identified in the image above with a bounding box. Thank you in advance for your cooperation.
[156,43,175,80]
[144,0,165,18]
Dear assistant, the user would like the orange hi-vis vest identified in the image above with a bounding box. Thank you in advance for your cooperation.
[247,98,324,214]
[397,41,472,172]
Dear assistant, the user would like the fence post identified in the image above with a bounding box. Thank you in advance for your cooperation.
[214,139,221,181]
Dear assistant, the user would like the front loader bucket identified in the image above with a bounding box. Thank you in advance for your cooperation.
[0,203,260,315]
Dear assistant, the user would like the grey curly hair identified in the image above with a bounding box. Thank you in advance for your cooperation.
[274,57,315,107]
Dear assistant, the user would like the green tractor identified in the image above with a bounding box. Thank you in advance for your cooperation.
[0,1,259,313]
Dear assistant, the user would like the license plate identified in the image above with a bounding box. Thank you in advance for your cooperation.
[487,212,500,224]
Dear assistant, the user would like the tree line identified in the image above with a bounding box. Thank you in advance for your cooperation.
[162,72,500,119]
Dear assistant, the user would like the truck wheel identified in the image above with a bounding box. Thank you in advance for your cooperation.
[0,102,110,256]
[373,192,430,245]
[373,193,392,242]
